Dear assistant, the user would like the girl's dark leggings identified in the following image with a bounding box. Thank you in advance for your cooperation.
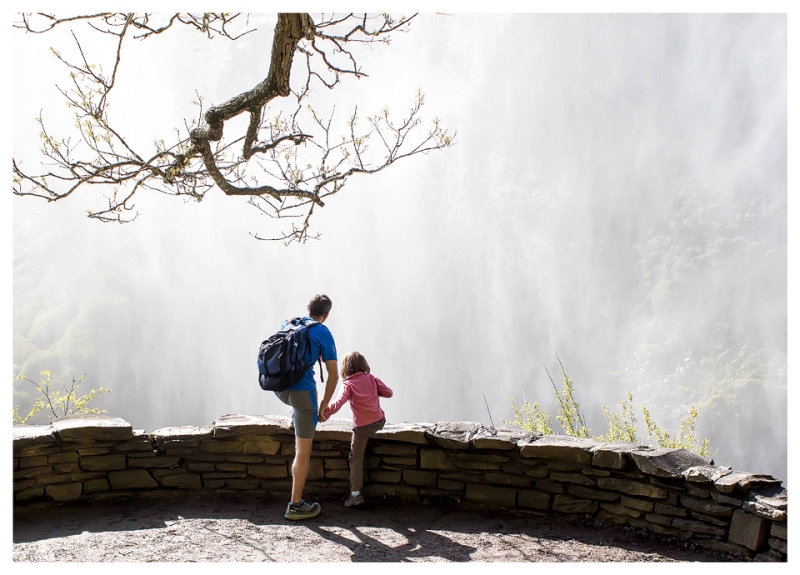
[349,417,386,491]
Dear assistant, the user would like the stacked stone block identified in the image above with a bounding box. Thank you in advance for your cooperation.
[13,415,787,562]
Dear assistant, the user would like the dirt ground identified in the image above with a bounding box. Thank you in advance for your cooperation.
[12,492,731,563]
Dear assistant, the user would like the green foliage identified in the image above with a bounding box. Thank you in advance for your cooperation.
[509,396,553,435]
[599,391,638,443]
[13,370,111,424]
[508,360,712,457]
[642,404,710,457]
[695,344,785,411]
[547,361,591,438]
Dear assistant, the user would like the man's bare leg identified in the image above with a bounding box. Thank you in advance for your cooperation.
[291,436,313,503]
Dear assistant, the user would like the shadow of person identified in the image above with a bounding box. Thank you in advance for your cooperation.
[13,493,731,562]
[303,519,477,562]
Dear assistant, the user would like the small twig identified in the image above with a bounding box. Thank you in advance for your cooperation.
[544,364,563,406]
[483,393,496,429]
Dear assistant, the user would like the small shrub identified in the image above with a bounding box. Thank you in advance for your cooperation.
[509,396,553,435]
[508,358,712,457]
[599,391,639,443]
[13,370,111,423]
[642,404,710,456]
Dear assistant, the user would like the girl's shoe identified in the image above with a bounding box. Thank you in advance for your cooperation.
[344,494,365,508]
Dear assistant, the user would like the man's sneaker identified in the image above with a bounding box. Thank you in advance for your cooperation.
[285,499,321,520]
[344,494,365,508]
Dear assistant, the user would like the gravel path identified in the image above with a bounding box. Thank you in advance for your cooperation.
[13,493,729,563]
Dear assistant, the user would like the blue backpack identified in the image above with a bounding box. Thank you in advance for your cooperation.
[257,317,324,391]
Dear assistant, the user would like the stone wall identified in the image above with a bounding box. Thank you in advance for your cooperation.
[13,414,787,561]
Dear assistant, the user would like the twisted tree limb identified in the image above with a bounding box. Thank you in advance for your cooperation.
[13,12,454,242]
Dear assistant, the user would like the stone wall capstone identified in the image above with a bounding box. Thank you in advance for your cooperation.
[12,414,787,562]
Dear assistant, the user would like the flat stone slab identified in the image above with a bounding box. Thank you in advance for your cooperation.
[51,415,133,442]
[714,471,783,494]
[597,477,669,499]
[314,418,354,442]
[150,425,214,441]
[108,469,159,490]
[682,465,733,484]
[45,482,83,502]
[12,425,56,448]
[471,428,531,450]
[114,433,156,453]
[590,441,649,469]
[376,422,432,445]
[519,435,598,464]
[728,509,769,551]
[630,448,712,479]
[212,414,293,438]
[742,487,788,521]
[426,421,484,449]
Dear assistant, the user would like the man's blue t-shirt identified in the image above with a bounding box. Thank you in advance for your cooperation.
[281,316,337,391]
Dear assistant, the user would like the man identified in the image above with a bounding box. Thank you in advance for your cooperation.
[274,293,338,520]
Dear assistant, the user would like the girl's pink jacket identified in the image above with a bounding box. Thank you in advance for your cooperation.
[325,371,393,427]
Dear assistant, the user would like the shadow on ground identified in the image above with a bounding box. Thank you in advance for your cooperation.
[13,492,730,562]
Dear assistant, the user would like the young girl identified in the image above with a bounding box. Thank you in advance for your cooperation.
[322,351,393,507]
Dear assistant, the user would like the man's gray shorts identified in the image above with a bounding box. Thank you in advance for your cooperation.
[275,389,318,439]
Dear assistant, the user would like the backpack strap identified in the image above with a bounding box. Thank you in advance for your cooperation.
[300,317,325,385]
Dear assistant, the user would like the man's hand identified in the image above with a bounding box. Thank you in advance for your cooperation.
[317,359,338,425]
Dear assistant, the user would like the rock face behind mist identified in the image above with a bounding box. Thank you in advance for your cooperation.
[12,415,788,562]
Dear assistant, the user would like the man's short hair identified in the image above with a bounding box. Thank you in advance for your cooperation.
[308,294,332,317]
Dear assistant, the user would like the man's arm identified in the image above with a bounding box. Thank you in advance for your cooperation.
[317,359,339,422]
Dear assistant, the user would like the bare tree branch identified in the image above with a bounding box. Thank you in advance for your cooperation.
[13,12,454,243]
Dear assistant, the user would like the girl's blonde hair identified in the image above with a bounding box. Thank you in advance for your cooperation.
[341,351,370,379]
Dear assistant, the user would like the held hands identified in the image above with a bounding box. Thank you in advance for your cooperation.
[318,402,330,423]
